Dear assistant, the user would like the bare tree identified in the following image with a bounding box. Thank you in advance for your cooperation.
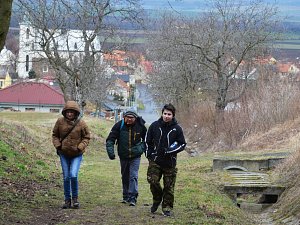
[147,0,282,115]
[0,0,13,51]
[15,0,144,108]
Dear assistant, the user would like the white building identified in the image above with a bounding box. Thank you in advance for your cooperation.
[0,46,15,66]
[17,20,102,78]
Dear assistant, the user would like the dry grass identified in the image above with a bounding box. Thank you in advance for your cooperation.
[176,79,300,223]
[270,149,300,222]
[239,118,300,152]
[179,80,300,153]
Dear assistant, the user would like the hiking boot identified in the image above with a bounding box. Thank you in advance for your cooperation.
[62,199,71,209]
[72,197,80,209]
[163,210,171,217]
[150,202,160,213]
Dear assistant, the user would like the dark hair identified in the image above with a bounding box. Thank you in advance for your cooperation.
[162,103,176,116]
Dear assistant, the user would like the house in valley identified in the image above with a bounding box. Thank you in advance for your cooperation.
[0,81,65,112]
[0,71,12,89]
[0,46,16,88]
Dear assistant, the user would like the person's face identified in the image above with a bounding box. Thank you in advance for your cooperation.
[65,109,76,120]
[162,109,173,123]
[124,115,136,125]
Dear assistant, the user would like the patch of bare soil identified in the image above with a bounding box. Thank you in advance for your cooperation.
[22,208,70,225]
[0,177,70,225]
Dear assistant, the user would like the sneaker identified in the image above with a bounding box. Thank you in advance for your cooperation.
[62,199,71,209]
[129,201,136,206]
[163,211,171,217]
[121,199,129,204]
[72,197,80,209]
[150,202,160,213]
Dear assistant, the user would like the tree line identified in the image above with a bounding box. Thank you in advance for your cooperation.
[2,0,285,124]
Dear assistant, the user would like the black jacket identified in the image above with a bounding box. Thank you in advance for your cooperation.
[106,117,147,159]
[145,117,186,168]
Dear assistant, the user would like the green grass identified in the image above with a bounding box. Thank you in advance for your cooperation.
[65,151,253,225]
[0,112,256,224]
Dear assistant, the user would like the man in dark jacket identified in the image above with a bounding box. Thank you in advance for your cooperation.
[106,110,147,206]
[145,103,186,217]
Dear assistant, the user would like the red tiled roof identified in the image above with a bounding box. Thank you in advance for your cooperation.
[277,63,292,73]
[254,55,276,65]
[0,82,65,105]
[141,60,153,74]
[116,78,129,91]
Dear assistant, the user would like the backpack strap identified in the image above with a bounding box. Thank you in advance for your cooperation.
[61,118,81,142]
[120,119,124,130]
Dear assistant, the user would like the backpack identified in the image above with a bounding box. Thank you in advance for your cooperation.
[116,120,124,145]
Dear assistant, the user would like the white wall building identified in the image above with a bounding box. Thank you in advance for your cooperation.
[17,20,102,78]
[0,46,15,66]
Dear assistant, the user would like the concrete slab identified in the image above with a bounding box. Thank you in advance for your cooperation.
[239,202,273,213]
[224,184,285,195]
[213,157,286,171]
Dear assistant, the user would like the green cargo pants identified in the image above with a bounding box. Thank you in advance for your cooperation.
[147,160,177,211]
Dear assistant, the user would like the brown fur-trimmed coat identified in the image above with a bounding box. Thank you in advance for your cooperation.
[52,101,90,157]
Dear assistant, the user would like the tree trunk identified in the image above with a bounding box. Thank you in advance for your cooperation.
[0,0,13,51]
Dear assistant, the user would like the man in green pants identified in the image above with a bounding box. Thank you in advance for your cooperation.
[145,103,186,216]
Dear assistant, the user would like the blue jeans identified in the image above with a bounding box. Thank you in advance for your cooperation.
[120,156,141,202]
[59,153,83,200]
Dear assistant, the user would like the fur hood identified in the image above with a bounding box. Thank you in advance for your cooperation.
[62,101,80,117]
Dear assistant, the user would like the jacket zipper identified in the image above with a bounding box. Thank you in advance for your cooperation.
[167,129,175,147]
[129,127,132,158]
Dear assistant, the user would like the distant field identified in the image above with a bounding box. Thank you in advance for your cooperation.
[274,40,300,50]
[274,44,300,50]
[274,32,300,50]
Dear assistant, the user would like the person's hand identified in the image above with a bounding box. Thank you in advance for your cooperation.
[56,146,61,155]
[162,148,169,156]
[109,154,115,160]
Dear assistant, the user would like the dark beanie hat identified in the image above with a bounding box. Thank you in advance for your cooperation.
[124,110,138,118]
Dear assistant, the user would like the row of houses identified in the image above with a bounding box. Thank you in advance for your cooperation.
[0,82,64,112]
[2,19,300,113]
[0,80,124,115]
[0,21,153,113]
[1,49,300,113]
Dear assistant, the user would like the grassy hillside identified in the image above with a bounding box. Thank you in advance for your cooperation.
[0,112,256,225]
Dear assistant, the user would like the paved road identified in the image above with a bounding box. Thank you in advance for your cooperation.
[136,83,160,126]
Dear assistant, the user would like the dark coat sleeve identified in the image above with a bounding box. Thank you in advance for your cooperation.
[141,124,147,152]
[145,123,155,158]
[106,121,121,159]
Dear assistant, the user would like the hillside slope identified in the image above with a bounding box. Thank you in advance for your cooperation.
[0,112,256,225]
[237,117,300,224]
[239,117,300,152]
